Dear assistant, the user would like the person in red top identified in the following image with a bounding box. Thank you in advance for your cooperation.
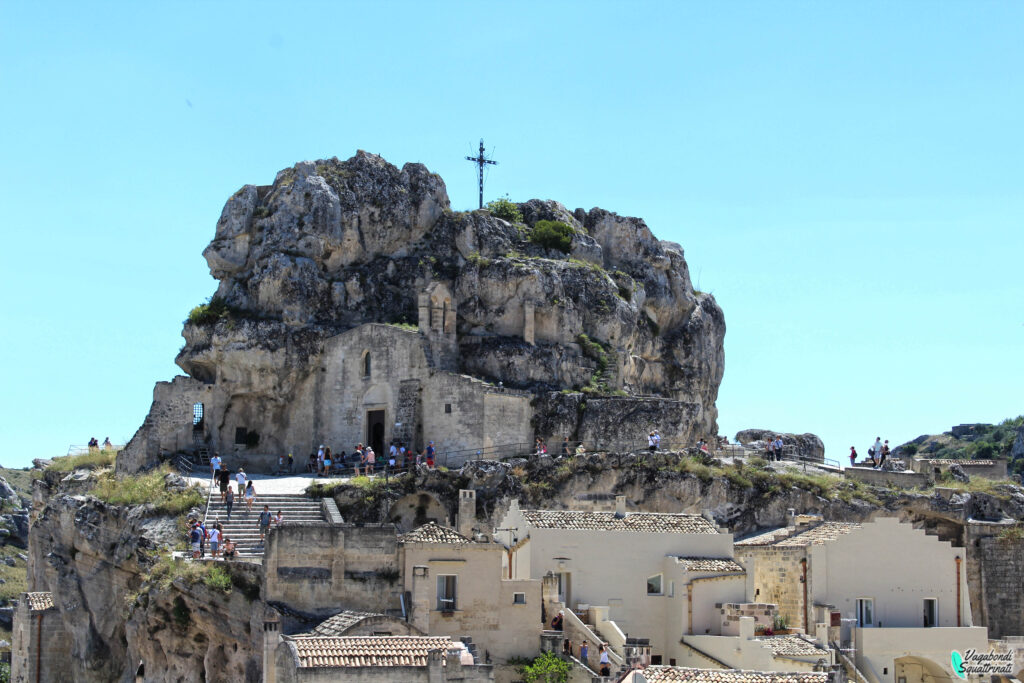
[849,446,858,466]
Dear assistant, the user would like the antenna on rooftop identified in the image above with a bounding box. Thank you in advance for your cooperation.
[465,139,498,209]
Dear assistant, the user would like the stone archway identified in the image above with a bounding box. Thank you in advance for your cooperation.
[894,655,953,683]
[386,492,447,532]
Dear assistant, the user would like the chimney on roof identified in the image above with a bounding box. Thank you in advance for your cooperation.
[615,495,627,518]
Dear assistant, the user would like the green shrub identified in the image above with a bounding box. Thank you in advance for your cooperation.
[529,220,574,253]
[520,651,570,683]
[485,195,522,223]
[90,466,204,515]
[901,443,919,456]
[187,296,235,325]
[203,566,233,592]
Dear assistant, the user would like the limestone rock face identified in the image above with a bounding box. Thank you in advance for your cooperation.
[735,429,826,462]
[123,150,725,473]
[27,471,264,682]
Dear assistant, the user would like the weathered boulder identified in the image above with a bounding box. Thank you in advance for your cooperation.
[122,151,726,474]
[948,463,970,483]
[735,429,826,462]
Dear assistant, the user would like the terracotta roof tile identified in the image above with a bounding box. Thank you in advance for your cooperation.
[24,592,54,612]
[736,522,860,547]
[310,610,385,637]
[642,666,829,683]
[289,635,457,668]
[756,635,827,658]
[401,522,473,545]
[674,557,745,573]
[521,510,718,534]
[926,459,995,466]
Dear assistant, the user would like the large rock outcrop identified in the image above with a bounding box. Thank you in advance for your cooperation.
[121,151,725,473]
[735,429,826,462]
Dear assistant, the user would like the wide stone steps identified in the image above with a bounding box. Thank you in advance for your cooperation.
[202,493,326,557]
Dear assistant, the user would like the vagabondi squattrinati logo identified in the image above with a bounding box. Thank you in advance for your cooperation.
[951,649,1014,678]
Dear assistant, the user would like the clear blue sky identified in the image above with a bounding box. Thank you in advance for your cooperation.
[1,2,1021,467]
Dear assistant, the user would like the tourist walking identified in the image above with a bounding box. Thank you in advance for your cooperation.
[870,437,882,467]
[772,436,784,461]
[849,446,858,467]
[236,468,247,496]
[580,641,589,664]
[562,436,571,457]
[324,447,333,476]
[224,487,235,521]
[244,480,256,512]
[366,446,376,475]
[258,505,272,545]
[218,468,231,502]
[210,452,221,479]
[654,429,661,449]
[274,510,284,527]
[189,520,202,559]
[879,440,890,468]
[208,523,220,558]
[287,452,294,473]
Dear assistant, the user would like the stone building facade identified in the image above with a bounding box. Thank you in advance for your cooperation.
[11,592,72,683]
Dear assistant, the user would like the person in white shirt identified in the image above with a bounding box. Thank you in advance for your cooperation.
[210,454,221,478]
[208,525,221,558]
[235,469,247,496]
[653,430,661,449]
[871,437,883,467]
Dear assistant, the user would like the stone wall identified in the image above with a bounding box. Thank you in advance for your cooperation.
[718,602,777,636]
[11,599,72,683]
[967,521,1024,639]
[733,546,806,631]
[118,376,213,474]
[842,467,931,488]
[910,458,1008,479]
[263,523,401,617]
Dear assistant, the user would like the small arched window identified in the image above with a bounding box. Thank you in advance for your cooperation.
[363,351,371,378]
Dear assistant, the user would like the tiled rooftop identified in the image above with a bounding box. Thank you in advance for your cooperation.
[756,635,826,658]
[24,592,54,612]
[401,521,473,545]
[310,610,385,637]
[926,459,994,466]
[289,635,456,668]
[736,522,860,547]
[674,557,745,573]
[521,510,718,534]
[641,666,828,683]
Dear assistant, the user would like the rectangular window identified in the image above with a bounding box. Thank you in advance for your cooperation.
[856,598,874,627]
[445,403,452,414]
[513,592,526,604]
[923,599,938,628]
[437,575,457,611]
[646,574,663,595]
[234,427,248,445]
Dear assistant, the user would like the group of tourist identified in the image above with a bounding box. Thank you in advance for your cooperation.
[762,435,786,461]
[86,437,113,451]
[551,611,612,675]
[187,517,235,560]
[306,440,439,477]
[537,437,586,457]
[850,437,891,468]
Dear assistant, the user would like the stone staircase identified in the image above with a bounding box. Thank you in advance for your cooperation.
[203,492,326,557]
[596,347,618,391]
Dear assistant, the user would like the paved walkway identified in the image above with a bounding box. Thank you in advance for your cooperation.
[185,472,356,495]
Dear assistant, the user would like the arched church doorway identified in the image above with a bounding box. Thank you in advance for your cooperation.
[367,410,385,458]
